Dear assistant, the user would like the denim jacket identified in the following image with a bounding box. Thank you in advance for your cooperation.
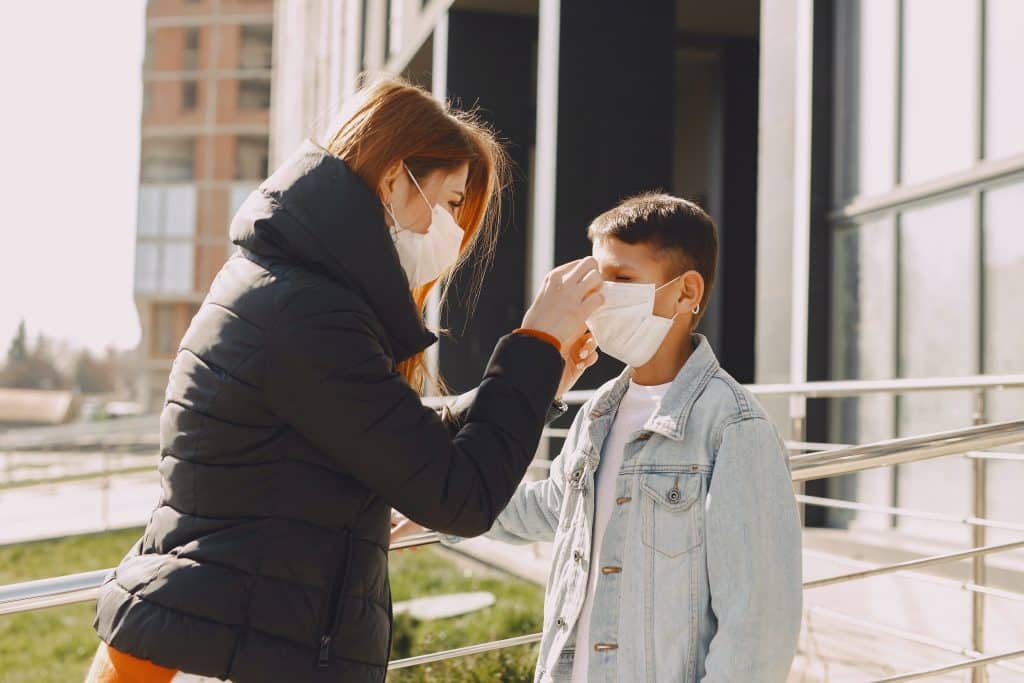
[456,335,802,682]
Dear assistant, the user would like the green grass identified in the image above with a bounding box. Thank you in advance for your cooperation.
[0,530,544,683]
[0,527,143,683]
[388,548,544,682]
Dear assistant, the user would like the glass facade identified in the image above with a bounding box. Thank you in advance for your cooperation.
[829,0,1024,537]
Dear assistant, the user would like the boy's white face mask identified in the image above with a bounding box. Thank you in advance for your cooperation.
[585,277,681,367]
[386,165,465,288]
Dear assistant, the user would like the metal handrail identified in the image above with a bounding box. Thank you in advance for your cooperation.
[796,494,1024,534]
[874,648,1024,683]
[390,633,543,670]
[803,538,1024,589]
[0,532,443,617]
[790,419,1024,481]
[559,372,1024,405]
[2,419,1020,613]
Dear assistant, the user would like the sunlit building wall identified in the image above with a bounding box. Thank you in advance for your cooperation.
[135,0,274,410]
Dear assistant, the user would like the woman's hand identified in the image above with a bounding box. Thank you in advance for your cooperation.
[557,331,599,398]
[390,510,427,550]
[521,257,604,353]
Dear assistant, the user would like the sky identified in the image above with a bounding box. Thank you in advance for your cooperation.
[0,2,146,353]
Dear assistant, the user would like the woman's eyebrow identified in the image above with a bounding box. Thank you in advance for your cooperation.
[454,190,465,200]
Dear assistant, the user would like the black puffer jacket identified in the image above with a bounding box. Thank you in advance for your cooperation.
[94,141,563,682]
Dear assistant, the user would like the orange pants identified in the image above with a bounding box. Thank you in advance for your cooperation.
[84,642,176,683]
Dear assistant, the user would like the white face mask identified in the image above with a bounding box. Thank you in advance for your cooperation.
[585,278,681,367]
[385,165,465,288]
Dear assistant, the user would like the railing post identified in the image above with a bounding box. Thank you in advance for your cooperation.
[971,389,987,683]
[791,397,807,526]
[101,451,111,532]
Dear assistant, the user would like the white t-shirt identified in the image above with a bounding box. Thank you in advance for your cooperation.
[571,379,671,683]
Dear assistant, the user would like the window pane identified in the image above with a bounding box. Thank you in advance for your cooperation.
[134,243,160,294]
[898,196,977,541]
[984,181,1024,411]
[162,243,195,295]
[239,24,273,70]
[833,0,897,201]
[901,0,977,185]
[985,0,1024,159]
[182,81,198,111]
[141,138,195,182]
[234,137,268,179]
[163,186,197,237]
[137,186,163,236]
[183,28,200,70]
[238,79,271,110]
[830,219,896,530]
[983,181,1024,546]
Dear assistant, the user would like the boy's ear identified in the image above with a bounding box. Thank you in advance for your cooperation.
[673,270,705,316]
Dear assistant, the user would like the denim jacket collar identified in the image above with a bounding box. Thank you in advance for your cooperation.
[589,334,720,442]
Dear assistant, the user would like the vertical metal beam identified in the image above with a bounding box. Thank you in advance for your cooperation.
[529,0,560,301]
[890,0,906,524]
[788,0,814,443]
[972,391,988,683]
[342,0,364,99]
[972,3,988,676]
[424,10,449,392]
[363,0,388,77]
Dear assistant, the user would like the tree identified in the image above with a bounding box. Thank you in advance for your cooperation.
[73,349,117,394]
[0,327,68,390]
[5,320,27,365]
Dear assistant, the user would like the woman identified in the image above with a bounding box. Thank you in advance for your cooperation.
[87,79,603,683]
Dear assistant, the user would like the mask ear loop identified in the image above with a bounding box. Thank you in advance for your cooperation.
[654,274,701,320]
[384,164,433,238]
[384,202,403,237]
[404,163,433,206]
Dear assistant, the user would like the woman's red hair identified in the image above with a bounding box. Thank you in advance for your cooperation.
[325,78,509,393]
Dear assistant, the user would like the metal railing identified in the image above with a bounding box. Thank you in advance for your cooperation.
[2,374,1024,681]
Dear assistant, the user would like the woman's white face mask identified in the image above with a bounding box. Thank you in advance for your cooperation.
[385,165,464,288]
[585,276,682,367]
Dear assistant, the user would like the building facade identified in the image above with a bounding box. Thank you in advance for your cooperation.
[135,0,274,410]
[269,0,1024,535]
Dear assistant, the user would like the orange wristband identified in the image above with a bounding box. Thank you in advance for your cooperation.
[513,328,562,354]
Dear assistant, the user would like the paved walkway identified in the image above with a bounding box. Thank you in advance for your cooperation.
[0,470,159,546]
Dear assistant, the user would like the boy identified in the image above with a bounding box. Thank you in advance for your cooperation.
[399,193,802,682]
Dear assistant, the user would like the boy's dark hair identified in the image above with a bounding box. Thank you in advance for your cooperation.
[587,192,719,327]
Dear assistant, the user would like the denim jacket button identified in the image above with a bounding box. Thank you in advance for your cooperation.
[666,487,681,504]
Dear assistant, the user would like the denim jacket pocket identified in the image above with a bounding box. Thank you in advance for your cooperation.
[640,472,702,558]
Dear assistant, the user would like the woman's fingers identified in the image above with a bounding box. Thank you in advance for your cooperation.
[562,256,600,286]
[574,343,599,371]
[577,268,604,298]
